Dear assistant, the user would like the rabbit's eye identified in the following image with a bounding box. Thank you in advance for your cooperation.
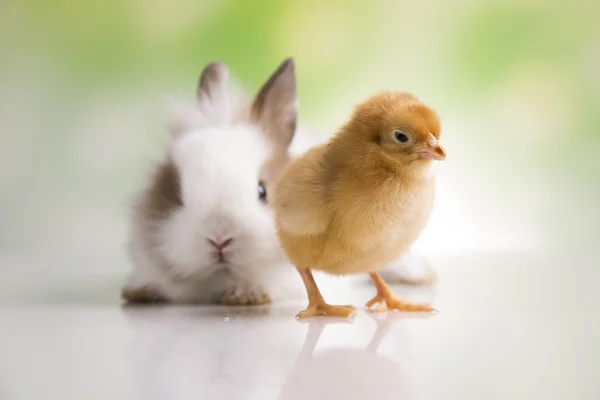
[258,182,267,203]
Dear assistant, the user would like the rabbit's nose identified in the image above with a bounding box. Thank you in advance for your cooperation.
[207,237,233,250]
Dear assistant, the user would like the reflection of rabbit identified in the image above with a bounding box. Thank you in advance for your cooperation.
[122,306,305,400]
[122,58,435,306]
[279,315,416,400]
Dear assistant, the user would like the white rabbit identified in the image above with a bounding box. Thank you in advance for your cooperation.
[122,59,435,305]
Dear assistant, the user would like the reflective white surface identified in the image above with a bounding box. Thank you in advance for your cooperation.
[0,252,599,400]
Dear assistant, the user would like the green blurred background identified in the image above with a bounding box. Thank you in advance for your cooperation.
[1,0,598,298]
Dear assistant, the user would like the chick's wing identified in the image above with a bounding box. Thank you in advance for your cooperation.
[274,145,331,236]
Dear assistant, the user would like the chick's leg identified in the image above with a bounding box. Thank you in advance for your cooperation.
[366,272,435,313]
[296,267,356,319]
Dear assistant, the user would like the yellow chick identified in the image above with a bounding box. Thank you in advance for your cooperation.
[273,91,446,318]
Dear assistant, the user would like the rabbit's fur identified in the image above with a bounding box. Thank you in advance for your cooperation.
[122,59,435,305]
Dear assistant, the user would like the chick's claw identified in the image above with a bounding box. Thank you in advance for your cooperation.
[365,295,435,313]
[296,303,357,319]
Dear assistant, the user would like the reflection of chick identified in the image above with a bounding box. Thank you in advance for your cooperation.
[274,92,446,318]
[279,314,414,400]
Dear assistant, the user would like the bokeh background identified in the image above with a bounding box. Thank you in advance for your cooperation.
[1,0,599,301]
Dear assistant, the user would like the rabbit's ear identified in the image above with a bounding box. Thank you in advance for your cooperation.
[197,61,229,101]
[251,58,297,150]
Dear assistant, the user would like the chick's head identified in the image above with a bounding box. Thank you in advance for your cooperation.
[348,91,446,166]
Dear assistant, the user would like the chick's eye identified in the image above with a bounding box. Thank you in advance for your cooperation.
[258,182,267,203]
[394,131,409,143]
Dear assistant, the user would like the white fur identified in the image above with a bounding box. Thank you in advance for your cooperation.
[167,80,247,131]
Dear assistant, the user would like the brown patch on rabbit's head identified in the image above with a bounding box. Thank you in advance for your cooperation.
[131,157,182,266]
[138,158,182,221]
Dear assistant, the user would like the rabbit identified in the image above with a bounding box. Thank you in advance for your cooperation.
[122,58,435,306]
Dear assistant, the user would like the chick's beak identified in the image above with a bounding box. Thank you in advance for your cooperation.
[417,138,446,161]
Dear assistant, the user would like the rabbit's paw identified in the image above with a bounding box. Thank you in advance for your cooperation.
[379,253,437,286]
[381,268,437,286]
[218,286,272,306]
[121,285,167,303]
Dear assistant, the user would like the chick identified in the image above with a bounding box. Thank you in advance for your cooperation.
[273,91,446,318]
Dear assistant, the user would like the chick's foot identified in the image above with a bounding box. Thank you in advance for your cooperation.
[366,271,435,313]
[296,303,357,319]
[365,294,433,313]
[295,266,357,319]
